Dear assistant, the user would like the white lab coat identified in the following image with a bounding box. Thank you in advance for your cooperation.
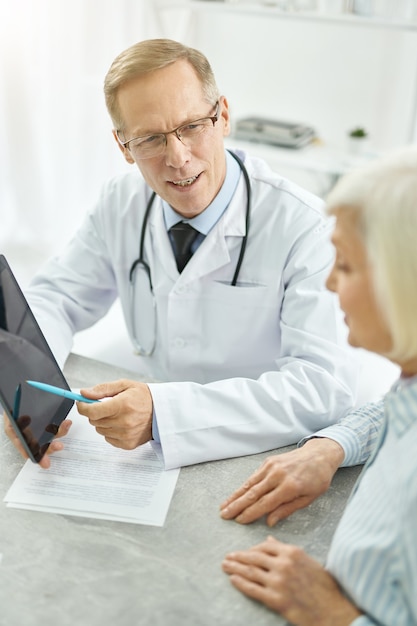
[27,151,358,469]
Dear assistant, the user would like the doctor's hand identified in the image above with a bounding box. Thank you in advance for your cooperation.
[222,536,362,625]
[77,379,153,449]
[220,438,345,527]
[3,412,72,469]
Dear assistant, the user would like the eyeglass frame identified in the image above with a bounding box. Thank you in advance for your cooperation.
[116,101,220,159]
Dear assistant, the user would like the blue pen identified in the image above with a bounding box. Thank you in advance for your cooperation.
[26,380,99,404]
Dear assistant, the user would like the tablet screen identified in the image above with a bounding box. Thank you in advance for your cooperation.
[0,254,73,462]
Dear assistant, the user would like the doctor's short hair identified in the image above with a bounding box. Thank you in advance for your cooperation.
[104,38,220,132]
[326,146,417,362]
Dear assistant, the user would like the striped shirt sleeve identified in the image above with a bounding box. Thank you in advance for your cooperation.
[298,399,385,467]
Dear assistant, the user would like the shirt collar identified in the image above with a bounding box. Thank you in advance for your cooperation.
[385,375,417,437]
[162,150,241,234]
[391,372,417,392]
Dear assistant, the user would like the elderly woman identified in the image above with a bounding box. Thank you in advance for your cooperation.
[222,147,417,625]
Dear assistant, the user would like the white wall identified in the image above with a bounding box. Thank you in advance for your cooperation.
[2,2,417,263]
[160,7,417,152]
[0,2,408,397]
[0,0,161,259]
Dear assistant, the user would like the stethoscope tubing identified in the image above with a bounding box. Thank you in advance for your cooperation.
[129,150,251,355]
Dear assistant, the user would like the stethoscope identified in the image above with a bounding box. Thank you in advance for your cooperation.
[128,150,251,356]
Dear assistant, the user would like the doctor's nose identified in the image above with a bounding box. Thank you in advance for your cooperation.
[164,132,191,168]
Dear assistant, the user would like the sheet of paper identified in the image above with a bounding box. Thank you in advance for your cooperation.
[4,407,179,526]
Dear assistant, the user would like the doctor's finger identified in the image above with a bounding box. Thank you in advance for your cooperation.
[76,396,119,421]
[54,418,72,439]
[37,440,65,469]
[4,412,16,436]
[85,405,144,430]
[92,419,147,439]
[37,420,73,466]
[92,417,152,447]
[80,378,137,400]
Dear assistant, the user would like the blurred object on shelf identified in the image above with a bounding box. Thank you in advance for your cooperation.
[260,0,318,8]
[352,0,373,15]
[353,0,417,20]
[234,116,316,148]
[317,0,350,13]
[347,126,370,156]
[196,0,416,17]
[225,135,380,198]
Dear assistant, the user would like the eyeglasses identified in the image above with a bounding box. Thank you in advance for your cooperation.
[117,101,219,160]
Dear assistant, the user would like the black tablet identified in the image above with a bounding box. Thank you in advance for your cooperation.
[0,254,73,462]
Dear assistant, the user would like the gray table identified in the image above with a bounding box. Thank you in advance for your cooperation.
[0,354,362,626]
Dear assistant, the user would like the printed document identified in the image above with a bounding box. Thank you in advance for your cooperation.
[4,407,179,526]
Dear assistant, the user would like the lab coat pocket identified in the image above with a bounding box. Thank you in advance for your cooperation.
[198,279,281,377]
[215,280,266,289]
[205,279,277,312]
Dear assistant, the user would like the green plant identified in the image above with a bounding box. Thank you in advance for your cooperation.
[349,127,368,138]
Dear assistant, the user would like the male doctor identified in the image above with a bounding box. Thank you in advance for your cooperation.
[5,39,357,469]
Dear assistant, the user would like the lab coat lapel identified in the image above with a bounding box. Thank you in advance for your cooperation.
[183,176,248,283]
[146,176,248,284]
[147,197,179,282]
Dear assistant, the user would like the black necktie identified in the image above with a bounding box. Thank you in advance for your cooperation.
[169,222,199,273]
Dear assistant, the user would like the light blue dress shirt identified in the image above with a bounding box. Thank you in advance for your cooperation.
[163,149,242,251]
[325,377,417,624]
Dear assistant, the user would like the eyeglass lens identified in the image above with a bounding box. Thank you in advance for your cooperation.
[130,117,216,159]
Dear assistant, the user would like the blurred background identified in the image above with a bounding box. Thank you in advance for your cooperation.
[0,0,411,385]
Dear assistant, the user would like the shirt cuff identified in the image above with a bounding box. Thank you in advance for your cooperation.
[152,409,160,443]
[298,424,362,467]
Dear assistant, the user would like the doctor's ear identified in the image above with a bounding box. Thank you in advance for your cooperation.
[219,96,231,137]
[112,129,135,164]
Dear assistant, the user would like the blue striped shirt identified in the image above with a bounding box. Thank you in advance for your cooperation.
[325,378,417,624]
[299,399,385,467]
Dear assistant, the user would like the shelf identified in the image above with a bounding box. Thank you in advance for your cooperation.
[227,136,377,172]
[224,137,381,195]
[156,1,417,31]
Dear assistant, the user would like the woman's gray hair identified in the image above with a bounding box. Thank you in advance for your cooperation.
[326,146,417,362]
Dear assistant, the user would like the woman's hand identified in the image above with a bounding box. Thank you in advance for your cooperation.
[220,438,345,526]
[222,536,362,626]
